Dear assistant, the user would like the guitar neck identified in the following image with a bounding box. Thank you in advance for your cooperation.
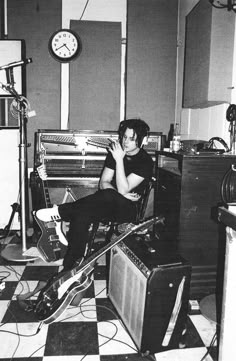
[78,226,133,272]
[36,166,52,209]
[42,181,52,208]
[70,216,163,279]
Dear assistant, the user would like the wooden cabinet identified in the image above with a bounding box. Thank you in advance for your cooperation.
[154,151,236,296]
[183,0,235,108]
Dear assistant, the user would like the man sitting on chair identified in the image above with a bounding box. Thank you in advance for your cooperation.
[36,118,153,271]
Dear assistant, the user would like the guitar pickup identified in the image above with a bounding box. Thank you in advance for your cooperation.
[49,235,60,242]
[46,221,59,228]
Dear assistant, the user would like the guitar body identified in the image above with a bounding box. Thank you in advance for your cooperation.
[35,264,94,323]
[34,217,163,324]
[32,166,68,262]
[34,215,68,262]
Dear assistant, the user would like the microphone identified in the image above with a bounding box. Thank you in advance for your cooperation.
[0,58,32,71]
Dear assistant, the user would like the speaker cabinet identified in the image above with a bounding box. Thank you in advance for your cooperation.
[108,235,191,355]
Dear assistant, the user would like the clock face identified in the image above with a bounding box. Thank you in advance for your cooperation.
[49,29,82,63]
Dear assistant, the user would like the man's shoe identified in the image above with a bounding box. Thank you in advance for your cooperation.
[36,206,61,222]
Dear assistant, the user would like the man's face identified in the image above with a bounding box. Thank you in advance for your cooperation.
[122,128,140,155]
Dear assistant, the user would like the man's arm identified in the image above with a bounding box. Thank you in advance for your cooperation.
[99,164,143,196]
[115,158,144,195]
[99,166,116,190]
[109,142,144,195]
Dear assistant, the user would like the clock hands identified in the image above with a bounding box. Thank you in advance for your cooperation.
[55,44,65,51]
[55,43,71,52]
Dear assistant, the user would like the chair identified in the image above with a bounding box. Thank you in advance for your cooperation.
[84,177,155,258]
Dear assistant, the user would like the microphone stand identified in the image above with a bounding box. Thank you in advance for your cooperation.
[1,75,38,261]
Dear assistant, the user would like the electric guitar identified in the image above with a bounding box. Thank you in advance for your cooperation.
[33,165,68,262]
[34,216,164,324]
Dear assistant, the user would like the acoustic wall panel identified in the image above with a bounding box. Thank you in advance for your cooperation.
[7,0,62,167]
[70,20,121,131]
[126,0,178,135]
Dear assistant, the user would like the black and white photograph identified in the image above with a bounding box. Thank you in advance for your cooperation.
[0,1,235,360]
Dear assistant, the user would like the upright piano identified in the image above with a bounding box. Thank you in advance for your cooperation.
[31,128,161,209]
[30,129,162,261]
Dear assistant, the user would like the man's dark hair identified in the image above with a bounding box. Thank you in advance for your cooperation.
[118,118,150,147]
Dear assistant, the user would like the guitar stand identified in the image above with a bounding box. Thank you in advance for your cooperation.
[0,202,20,239]
[62,187,78,203]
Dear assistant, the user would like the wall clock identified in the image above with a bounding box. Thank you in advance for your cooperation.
[48,29,82,63]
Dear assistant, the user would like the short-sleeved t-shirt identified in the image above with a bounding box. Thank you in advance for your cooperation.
[104,148,153,196]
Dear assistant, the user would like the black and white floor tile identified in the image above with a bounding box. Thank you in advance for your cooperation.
[0,236,217,361]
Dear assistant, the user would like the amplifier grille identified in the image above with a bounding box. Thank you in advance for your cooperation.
[108,236,192,354]
[109,246,147,347]
[143,136,161,152]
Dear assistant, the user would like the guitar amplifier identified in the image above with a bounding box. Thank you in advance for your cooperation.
[108,235,191,355]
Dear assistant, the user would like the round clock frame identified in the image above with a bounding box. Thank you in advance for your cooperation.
[48,29,82,63]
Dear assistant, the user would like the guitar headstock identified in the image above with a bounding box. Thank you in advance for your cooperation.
[133,216,165,234]
[116,216,165,237]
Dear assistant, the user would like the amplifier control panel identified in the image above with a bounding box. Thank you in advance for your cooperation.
[118,241,151,278]
[117,234,185,276]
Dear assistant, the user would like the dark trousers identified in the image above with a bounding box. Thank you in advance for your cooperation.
[58,189,137,270]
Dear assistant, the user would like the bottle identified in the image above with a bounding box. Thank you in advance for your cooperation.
[173,123,181,142]
[167,123,174,148]
[171,122,181,152]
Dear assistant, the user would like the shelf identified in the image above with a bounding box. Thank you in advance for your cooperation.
[218,206,236,231]
[183,0,235,108]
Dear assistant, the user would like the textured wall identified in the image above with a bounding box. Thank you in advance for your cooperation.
[69,20,121,131]
[7,0,62,167]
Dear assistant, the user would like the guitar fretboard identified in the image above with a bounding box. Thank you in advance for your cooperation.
[44,187,52,208]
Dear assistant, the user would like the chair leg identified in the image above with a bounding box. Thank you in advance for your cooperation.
[84,222,100,258]
[104,223,119,290]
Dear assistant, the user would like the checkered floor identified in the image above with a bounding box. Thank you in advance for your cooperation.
[0,235,217,361]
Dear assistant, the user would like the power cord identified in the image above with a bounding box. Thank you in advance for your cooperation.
[199,330,217,361]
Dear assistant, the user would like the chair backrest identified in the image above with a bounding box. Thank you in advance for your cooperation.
[136,177,155,222]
